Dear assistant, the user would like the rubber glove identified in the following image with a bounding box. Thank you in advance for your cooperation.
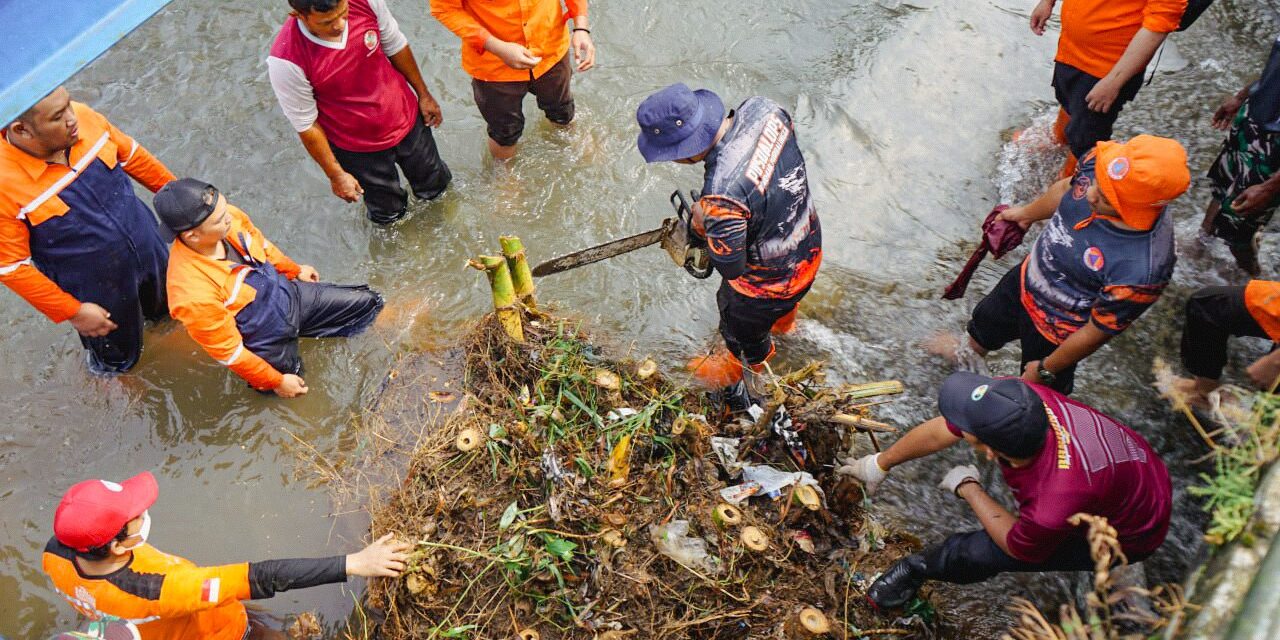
[836,453,888,494]
[938,465,980,496]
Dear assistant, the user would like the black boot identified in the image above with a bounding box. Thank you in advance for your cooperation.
[868,554,927,610]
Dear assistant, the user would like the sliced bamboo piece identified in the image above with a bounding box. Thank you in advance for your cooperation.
[712,504,742,528]
[499,235,537,307]
[793,485,822,511]
[784,607,830,637]
[830,413,897,432]
[455,428,483,452]
[839,380,904,400]
[469,255,524,342]
[740,526,769,552]
[516,629,540,640]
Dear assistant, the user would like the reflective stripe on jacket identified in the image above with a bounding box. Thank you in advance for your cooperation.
[167,205,301,390]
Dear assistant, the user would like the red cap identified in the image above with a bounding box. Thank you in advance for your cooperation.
[54,471,158,551]
[1093,135,1190,231]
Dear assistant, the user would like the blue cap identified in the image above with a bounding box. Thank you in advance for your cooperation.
[938,372,1048,458]
[635,83,725,163]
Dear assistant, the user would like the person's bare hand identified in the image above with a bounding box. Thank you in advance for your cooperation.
[330,172,363,203]
[297,265,320,282]
[1030,0,1054,35]
[486,38,541,70]
[347,533,412,578]
[1211,95,1245,130]
[997,205,1033,230]
[70,302,117,337]
[275,374,309,398]
[1248,353,1280,390]
[1086,77,1121,113]
[571,30,595,72]
[1232,183,1279,215]
[690,200,708,237]
[1022,360,1044,385]
[419,95,443,128]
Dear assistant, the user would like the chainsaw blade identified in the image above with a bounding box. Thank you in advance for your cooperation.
[531,227,666,277]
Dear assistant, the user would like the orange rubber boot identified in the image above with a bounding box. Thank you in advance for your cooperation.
[689,348,744,388]
[771,307,798,335]
[1053,108,1070,146]
[1058,150,1078,180]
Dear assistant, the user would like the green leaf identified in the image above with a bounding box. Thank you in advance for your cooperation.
[574,457,595,478]
[488,422,507,439]
[542,534,577,563]
[440,624,479,638]
[499,501,519,530]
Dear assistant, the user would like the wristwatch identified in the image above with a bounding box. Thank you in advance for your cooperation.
[1036,363,1057,385]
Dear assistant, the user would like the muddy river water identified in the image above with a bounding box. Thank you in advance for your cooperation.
[3,0,1278,637]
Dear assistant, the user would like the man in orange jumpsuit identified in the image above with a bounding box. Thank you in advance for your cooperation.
[43,471,410,639]
[431,0,594,159]
[0,87,174,374]
[157,179,383,398]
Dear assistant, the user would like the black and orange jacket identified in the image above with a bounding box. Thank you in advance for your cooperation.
[43,538,346,640]
[698,97,822,300]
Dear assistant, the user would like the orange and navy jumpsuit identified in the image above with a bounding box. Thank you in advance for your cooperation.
[698,96,822,365]
[167,204,383,391]
[0,102,174,373]
[1181,281,1280,381]
[43,538,347,640]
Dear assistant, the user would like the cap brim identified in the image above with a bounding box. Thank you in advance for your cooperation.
[637,90,726,163]
[937,371,995,433]
[119,471,159,520]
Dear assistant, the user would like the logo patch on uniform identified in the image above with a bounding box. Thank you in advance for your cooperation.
[971,384,989,401]
[1072,174,1091,200]
[363,29,379,54]
[74,585,97,611]
[1083,246,1105,271]
[745,114,789,194]
[1107,157,1130,180]
[201,578,220,603]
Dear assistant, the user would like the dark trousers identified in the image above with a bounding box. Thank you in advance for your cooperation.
[967,266,1076,394]
[1181,285,1270,380]
[922,529,1128,584]
[472,54,575,147]
[1052,62,1146,159]
[330,116,451,225]
[64,244,170,375]
[717,281,806,365]
[258,281,384,378]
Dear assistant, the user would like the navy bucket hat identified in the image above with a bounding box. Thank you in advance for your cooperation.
[636,83,726,163]
[937,372,1048,459]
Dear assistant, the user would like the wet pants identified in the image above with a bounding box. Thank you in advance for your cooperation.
[330,116,451,225]
[73,252,169,375]
[252,281,384,378]
[717,281,806,365]
[1052,62,1146,160]
[920,529,1147,584]
[1181,285,1270,380]
[967,266,1076,394]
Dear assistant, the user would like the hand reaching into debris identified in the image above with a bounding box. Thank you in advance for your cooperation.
[347,533,412,578]
[938,465,980,496]
[836,453,888,494]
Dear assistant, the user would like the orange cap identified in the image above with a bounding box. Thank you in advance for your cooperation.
[1093,135,1190,231]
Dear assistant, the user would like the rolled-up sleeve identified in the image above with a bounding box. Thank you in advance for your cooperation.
[369,0,408,56]
[266,56,318,133]
[1142,0,1187,33]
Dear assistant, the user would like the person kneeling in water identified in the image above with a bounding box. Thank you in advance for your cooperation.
[157,179,383,397]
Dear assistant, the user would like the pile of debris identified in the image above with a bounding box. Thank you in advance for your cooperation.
[347,236,936,639]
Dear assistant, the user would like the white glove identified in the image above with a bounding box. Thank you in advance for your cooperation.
[836,453,889,494]
[938,465,980,496]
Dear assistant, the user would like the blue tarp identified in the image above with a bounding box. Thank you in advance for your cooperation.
[0,0,172,126]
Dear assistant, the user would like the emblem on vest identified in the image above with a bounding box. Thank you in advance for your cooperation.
[1072,174,1091,200]
[364,29,379,56]
[1083,246,1104,272]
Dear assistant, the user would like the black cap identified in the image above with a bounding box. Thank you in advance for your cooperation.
[154,178,220,233]
[937,372,1048,458]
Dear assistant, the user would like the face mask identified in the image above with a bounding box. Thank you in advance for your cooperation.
[119,511,151,551]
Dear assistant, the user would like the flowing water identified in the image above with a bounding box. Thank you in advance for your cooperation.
[3,0,1278,637]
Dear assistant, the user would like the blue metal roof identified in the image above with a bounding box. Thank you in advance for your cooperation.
[0,0,172,126]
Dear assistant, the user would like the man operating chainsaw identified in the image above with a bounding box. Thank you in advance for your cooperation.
[636,83,822,392]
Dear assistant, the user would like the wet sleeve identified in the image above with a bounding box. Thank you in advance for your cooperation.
[1005,518,1074,564]
[266,57,319,133]
[368,0,409,56]
[430,0,491,54]
[104,116,176,192]
[247,556,347,599]
[172,300,285,390]
[151,563,253,618]
[0,213,81,322]
[1142,0,1186,33]
[700,195,749,280]
[564,0,588,20]
[1090,283,1166,335]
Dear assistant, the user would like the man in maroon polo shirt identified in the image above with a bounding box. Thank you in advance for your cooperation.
[838,373,1171,608]
[268,0,451,225]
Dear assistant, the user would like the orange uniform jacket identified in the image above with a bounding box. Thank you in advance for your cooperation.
[167,205,301,390]
[44,541,252,640]
[0,103,174,322]
[1246,280,1280,341]
[431,0,587,82]
[1056,0,1186,79]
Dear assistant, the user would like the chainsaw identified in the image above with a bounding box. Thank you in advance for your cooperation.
[531,190,714,279]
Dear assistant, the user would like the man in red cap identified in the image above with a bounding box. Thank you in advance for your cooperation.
[939,135,1190,394]
[839,373,1171,609]
[43,471,411,639]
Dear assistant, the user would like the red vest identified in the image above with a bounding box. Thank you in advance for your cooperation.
[269,0,416,152]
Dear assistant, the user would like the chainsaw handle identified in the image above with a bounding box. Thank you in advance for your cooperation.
[669,190,714,279]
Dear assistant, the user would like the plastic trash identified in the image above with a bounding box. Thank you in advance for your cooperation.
[649,520,720,574]
[719,465,825,506]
